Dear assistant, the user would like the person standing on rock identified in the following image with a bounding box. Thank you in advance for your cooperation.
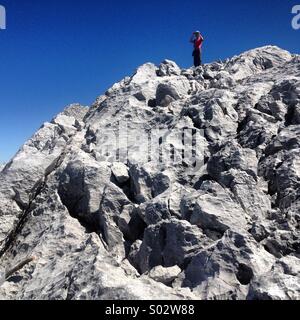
[190,31,204,67]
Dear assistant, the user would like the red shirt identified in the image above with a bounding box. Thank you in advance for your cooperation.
[194,37,203,50]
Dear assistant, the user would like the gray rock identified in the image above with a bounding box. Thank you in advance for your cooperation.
[130,63,158,85]
[181,230,275,300]
[248,256,300,300]
[111,162,130,184]
[230,171,272,220]
[156,83,181,107]
[0,104,88,252]
[0,46,299,300]
[190,181,248,237]
[158,60,181,77]
[207,141,258,182]
[148,265,181,285]
[156,78,190,107]
[136,219,213,274]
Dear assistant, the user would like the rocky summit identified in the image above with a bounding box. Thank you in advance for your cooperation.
[0,46,299,300]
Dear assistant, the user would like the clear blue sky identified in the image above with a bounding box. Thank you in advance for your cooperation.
[0,0,299,163]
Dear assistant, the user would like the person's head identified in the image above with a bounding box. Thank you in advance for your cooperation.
[194,31,201,38]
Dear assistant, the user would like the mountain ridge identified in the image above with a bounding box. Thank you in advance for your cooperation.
[0,45,299,300]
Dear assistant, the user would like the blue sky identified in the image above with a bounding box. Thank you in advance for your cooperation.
[0,0,299,163]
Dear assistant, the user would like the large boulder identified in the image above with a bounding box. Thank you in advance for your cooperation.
[190,181,248,237]
[180,230,275,300]
[136,219,213,274]
[157,60,181,77]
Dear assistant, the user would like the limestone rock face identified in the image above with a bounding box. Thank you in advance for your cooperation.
[0,46,299,300]
[147,265,181,285]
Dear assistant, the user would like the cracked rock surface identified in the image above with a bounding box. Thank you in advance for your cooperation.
[0,46,299,300]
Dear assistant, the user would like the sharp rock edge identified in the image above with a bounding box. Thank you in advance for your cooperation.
[0,46,300,300]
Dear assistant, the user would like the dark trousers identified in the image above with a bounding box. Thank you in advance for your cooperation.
[193,49,202,67]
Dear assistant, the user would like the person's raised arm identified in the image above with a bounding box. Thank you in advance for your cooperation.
[189,33,195,43]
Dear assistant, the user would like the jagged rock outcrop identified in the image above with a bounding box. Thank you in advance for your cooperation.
[0,46,299,300]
